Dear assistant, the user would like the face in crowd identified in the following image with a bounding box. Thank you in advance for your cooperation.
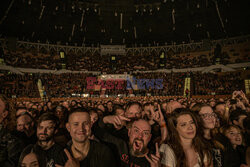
[16,114,34,135]
[153,102,158,110]
[55,106,64,120]
[215,103,226,116]
[107,101,113,112]
[72,100,77,106]
[28,109,38,118]
[47,102,52,110]
[125,104,142,119]
[176,114,196,141]
[21,153,39,167]
[37,120,56,142]
[66,112,91,143]
[199,106,216,129]
[89,110,98,125]
[62,101,69,109]
[128,119,152,156]
[224,126,242,149]
[143,104,154,120]
[161,102,168,113]
[209,100,216,107]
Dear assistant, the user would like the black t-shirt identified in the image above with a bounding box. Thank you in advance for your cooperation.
[223,145,247,167]
[33,143,67,167]
[121,153,151,167]
[130,155,151,167]
[108,126,129,142]
[12,130,37,147]
[54,128,71,147]
[243,132,250,147]
[0,126,25,167]
[93,119,151,167]
[65,140,116,167]
[148,123,161,151]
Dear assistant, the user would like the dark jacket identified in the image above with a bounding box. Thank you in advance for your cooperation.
[218,135,247,167]
[63,139,116,167]
[223,145,247,167]
[92,119,151,167]
[32,142,67,167]
[0,124,25,167]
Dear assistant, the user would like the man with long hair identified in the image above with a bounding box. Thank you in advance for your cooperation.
[33,112,67,166]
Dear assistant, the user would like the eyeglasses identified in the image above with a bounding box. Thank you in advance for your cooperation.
[200,113,217,119]
[132,127,151,138]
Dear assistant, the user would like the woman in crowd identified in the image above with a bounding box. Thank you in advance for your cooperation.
[191,103,223,167]
[18,145,44,167]
[221,125,247,167]
[160,108,213,167]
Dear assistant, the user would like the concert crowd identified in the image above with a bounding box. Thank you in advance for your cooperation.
[0,90,250,167]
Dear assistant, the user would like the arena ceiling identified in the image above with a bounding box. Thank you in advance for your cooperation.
[0,0,250,47]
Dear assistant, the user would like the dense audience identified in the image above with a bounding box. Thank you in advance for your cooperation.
[0,90,250,167]
[193,72,244,95]
[3,41,250,73]
[0,40,249,167]
[0,71,246,98]
[0,73,40,98]
[3,48,61,70]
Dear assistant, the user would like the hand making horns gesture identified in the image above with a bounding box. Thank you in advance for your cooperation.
[145,143,161,167]
[55,149,80,167]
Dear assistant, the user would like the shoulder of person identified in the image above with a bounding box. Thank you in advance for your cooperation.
[90,139,111,151]
[159,143,176,157]
[212,139,225,151]
[236,145,248,152]
[159,143,173,151]
[159,143,176,167]
[89,140,116,162]
[52,142,64,150]
[1,128,17,143]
